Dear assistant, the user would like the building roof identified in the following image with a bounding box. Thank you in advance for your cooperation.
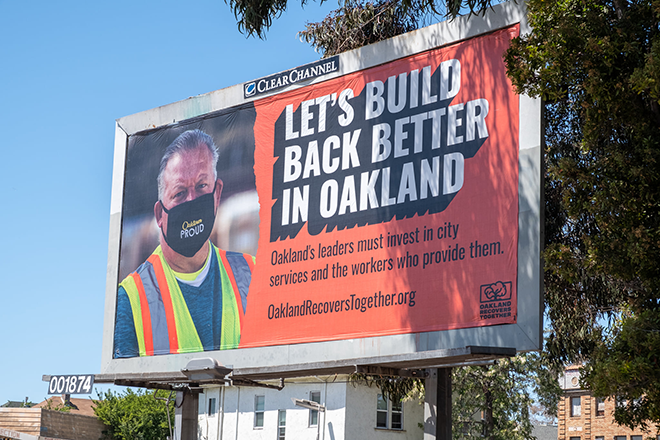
[33,397,98,417]
[532,423,559,440]
[0,401,30,408]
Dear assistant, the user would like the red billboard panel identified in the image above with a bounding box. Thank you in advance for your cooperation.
[113,25,520,358]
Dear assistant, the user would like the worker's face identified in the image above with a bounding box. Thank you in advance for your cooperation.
[160,145,220,210]
[155,145,223,257]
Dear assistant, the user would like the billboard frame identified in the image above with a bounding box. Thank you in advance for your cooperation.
[100,0,542,381]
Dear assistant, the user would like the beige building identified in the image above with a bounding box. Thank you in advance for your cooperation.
[0,397,104,440]
[558,367,658,440]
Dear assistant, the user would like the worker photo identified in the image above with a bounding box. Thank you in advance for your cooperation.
[114,111,260,358]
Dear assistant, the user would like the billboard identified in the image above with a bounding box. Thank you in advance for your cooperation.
[101,1,541,378]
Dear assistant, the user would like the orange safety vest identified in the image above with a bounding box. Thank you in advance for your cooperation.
[119,244,254,356]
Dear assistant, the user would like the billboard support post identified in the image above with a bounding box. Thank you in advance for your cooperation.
[174,390,198,440]
[437,368,452,440]
[423,369,437,439]
[424,368,452,440]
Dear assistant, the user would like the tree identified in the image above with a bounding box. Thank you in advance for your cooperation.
[583,309,660,431]
[452,353,561,440]
[228,0,494,38]
[505,0,660,431]
[349,371,426,404]
[298,0,437,57]
[42,398,72,412]
[351,353,561,440]
[92,389,175,440]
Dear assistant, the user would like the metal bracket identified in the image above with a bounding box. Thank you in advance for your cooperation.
[354,365,429,378]
[113,379,208,393]
[231,377,285,390]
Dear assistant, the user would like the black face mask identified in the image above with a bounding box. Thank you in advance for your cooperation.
[160,185,216,258]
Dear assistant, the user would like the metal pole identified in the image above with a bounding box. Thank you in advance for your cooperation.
[437,367,452,440]
[424,369,438,440]
[424,367,452,440]
[175,390,199,440]
[321,380,328,440]
[218,387,225,440]
[234,387,241,440]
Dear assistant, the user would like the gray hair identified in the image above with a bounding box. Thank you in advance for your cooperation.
[157,129,219,201]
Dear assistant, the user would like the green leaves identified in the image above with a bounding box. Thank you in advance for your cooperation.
[41,398,72,412]
[298,0,436,57]
[453,353,562,440]
[349,372,425,403]
[227,0,290,38]
[227,0,494,39]
[506,0,660,430]
[92,389,174,440]
[584,309,660,431]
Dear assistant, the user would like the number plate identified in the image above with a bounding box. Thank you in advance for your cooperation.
[47,374,94,395]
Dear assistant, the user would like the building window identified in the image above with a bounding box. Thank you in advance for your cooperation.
[614,436,627,440]
[254,395,265,428]
[570,396,582,417]
[208,397,217,417]
[376,394,403,430]
[569,437,581,440]
[309,391,321,426]
[376,394,388,428]
[278,410,286,440]
[595,436,604,440]
[391,398,403,430]
[596,398,605,417]
[631,436,642,440]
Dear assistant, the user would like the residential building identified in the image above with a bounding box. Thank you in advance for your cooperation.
[0,401,30,409]
[0,396,103,440]
[558,367,657,440]
[196,375,424,440]
[532,422,558,440]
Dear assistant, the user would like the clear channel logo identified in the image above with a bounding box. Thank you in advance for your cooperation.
[243,56,340,99]
[244,82,256,97]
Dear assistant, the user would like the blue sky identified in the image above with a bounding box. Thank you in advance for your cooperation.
[0,0,342,405]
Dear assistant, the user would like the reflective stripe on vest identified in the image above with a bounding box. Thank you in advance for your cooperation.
[120,244,251,356]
